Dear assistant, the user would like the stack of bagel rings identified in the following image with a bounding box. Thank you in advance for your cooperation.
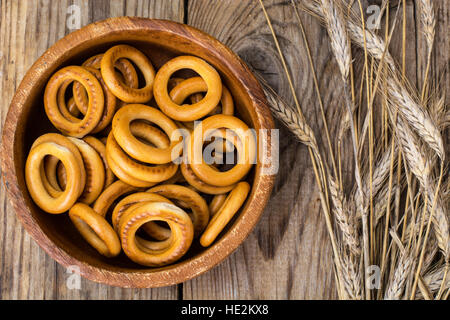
[25,44,255,267]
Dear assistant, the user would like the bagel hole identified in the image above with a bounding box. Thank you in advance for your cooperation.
[127,60,146,89]
[59,81,85,120]
[42,155,66,191]
[201,136,239,169]
[56,161,68,190]
[167,69,200,104]
[137,221,170,241]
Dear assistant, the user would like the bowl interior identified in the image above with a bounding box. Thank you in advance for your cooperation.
[10,19,272,278]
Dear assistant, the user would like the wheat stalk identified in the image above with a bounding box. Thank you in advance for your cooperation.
[290,0,339,181]
[329,177,360,256]
[391,114,447,298]
[353,145,397,222]
[309,1,447,299]
[340,250,363,300]
[319,0,371,299]
[265,0,448,300]
[385,252,415,300]
[257,76,318,151]
[320,0,350,80]
[386,74,444,160]
[257,1,350,298]
[299,0,396,69]
[300,0,445,161]
[418,0,435,103]
[394,117,449,262]
[373,183,400,226]
[418,0,436,53]
[423,265,450,294]
[429,95,447,130]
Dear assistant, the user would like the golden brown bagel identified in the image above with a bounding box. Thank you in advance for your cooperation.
[69,203,121,257]
[200,182,250,247]
[119,201,194,267]
[188,115,256,187]
[44,66,104,138]
[153,56,222,121]
[111,104,182,164]
[92,180,138,218]
[26,134,86,214]
[112,192,173,240]
[101,45,155,103]
[147,184,209,237]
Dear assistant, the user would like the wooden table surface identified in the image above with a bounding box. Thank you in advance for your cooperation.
[0,0,447,300]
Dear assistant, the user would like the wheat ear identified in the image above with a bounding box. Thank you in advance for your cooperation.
[418,0,436,52]
[254,3,347,295]
[300,0,445,161]
[423,265,450,294]
[319,0,371,299]
[329,178,360,256]
[384,251,415,300]
[340,251,363,300]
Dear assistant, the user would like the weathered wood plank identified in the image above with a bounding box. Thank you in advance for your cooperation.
[0,0,184,300]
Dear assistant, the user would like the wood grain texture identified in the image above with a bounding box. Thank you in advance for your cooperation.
[0,0,448,299]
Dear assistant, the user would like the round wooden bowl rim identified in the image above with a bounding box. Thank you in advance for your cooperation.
[1,17,275,288]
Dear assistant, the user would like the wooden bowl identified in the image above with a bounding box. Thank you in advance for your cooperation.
[1,17,275,288]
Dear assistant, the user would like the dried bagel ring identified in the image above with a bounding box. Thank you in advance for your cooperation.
[171,77,234,131]
[209,194,227,216]
[69,203,121,257]
[106,121,171,187]
[67,137,105,204]
[170,77,234,116]
[72,67,116,133]
[92,180,138,218]
[82,136,115,188]
[25,135,86,214]
[118,202,174,252]
[53,137,105,205]
[33,133,86,197]
[153,56,222,121]
[188,115,256,187]
[180,162,235,195]
[107,125,178,185]
[83,53,139,109]
[83,53,139,88]
[119,201,194,267]
[42,155,63,197]
[112,192,173,241]
[101,45,155,103]
[56,80,82,121]
[112,104,182,164]
[147,184,209,237]
[106,151,158,188]
[200,182,250,247]
[44,66,104,138]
